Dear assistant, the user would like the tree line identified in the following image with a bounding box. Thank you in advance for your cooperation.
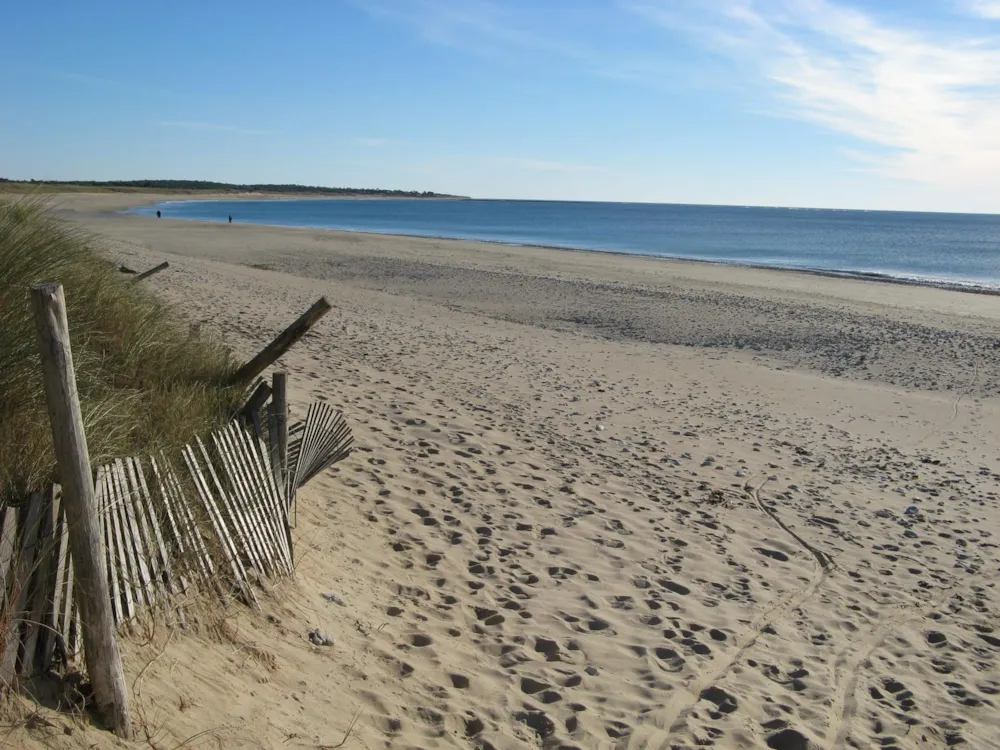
[0,178,460,198]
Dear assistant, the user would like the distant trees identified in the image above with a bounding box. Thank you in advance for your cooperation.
[0,177,457,198]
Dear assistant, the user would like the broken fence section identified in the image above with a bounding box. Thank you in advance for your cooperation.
[0,400,351,681]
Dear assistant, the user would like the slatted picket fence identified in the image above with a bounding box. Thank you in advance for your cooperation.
[0,396,352,682]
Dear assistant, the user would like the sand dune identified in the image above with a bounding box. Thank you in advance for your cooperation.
[12,197,1000,749]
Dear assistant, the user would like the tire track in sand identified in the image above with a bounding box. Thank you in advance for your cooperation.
[622,478,832,747]
[826,586,955,749]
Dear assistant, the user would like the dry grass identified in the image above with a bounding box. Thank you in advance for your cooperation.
[0,198,242,501]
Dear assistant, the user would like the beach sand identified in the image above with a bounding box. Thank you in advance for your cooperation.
[13,195,1000,749]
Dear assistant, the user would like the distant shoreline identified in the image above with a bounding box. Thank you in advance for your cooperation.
[0,179,470,200]
[127,199,1000,298]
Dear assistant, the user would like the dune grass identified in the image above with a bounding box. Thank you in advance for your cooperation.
[0,199,242,501]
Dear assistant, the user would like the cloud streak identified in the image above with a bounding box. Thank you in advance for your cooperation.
[358,0,1000,192]
[963,0,1000,19]
[631,0,1000,188]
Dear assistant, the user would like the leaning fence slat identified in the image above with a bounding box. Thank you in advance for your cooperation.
[69,603,81,661]
[0,502,27,683]
[214,427,274,574]
[149,457,195,594]
[220,425,287,575]
[213,430,280,578]
[50,496,70,652]
[182,446,257,608]
[233,425,293,574]
[0,504,18,610]
[39,486,65,671]
[2,491,45,680]
[23,487,58,675]
[98,469,125,625]
[61,557,75,655]
[132,458,181,602]
[106,467,137,622]
[234,423,290,575]
[124,458,165,605]
[244,425,294,572]
[196,436,264,575]
[237,427,289,576]
[113,460,156,610]
[160,457,216,588]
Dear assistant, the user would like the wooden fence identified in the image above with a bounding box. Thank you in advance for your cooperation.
[0,397,353,684]
[6,283,342,736]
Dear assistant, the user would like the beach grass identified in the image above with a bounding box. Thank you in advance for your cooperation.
[0,199,241,501]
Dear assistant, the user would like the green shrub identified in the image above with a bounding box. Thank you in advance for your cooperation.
[0,199,241,500]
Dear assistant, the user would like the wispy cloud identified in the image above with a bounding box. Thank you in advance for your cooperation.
[353,0,615,72]
[157,120,271,136]
[630,0,1000,188]
[358,0,1000,190]
[962,0,1000,19]
[359,0,563,53]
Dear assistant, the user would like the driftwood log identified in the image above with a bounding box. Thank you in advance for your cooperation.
[132,261,169,282]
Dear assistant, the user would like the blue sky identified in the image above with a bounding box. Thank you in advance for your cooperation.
[2,0,999,211]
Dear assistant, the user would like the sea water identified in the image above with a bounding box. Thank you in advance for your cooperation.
[131,199,1000,291]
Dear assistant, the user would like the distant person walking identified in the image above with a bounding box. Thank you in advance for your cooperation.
[228,215,233,224]
[156,210,161,218]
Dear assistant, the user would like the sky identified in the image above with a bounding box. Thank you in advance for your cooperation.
[2,0,999,212]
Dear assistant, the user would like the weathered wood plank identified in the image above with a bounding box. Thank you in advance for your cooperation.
[229,297,332,385]
[106,466,137,622]
[132,261,169,282]
[160,456,216,586]
[231,425,292,575]
[148,457,195,594]
[50,496,70,656]
[124,458,165,605]
[113,460,156,610]
[131,458,181,602]
[98,468,126,625]
[0,502,25,683]
[235,429,287,576]
[61,557,74,654]
[39,486,65,671]
[239,381,271,441]
[212,430,279,579]
[31,282,131,738]
[243,425,295,573]
[195,437,266,577]
[22,487,59,676]
[0,504,18,610]
[182,446,257,608]
[3,491,45,680]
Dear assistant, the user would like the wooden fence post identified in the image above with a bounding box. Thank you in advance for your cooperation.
[30,283,133,739]
[229,298,331,385]
[272,371,288,491]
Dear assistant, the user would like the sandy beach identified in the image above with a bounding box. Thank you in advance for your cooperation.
[17,194,1000,749]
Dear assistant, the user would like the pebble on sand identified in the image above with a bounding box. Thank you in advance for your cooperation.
[309,628,335,647]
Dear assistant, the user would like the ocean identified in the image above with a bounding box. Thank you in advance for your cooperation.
[131,199,1000,291]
